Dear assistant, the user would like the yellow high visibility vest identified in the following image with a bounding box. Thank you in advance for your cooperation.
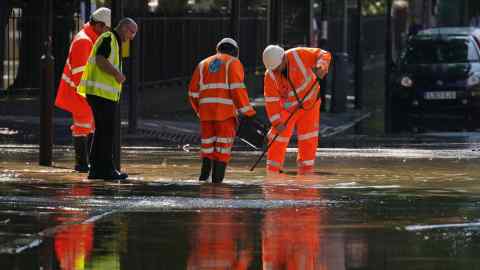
[78,31,122,102]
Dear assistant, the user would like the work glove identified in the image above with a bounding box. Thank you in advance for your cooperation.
[236,114,267,149]
[247,115,269,132]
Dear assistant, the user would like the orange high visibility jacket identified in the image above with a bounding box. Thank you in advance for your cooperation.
[188,53,256,121]
[264,47,331,127]
[55,23,98,112]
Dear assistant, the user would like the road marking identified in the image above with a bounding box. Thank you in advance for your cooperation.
[406,222,480,231]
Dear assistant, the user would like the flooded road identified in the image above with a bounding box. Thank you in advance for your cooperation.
[1,145,480,269]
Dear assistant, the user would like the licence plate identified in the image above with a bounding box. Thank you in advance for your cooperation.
[424,91,456,100]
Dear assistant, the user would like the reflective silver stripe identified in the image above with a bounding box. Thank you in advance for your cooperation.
[268,71,276,81]
[74,121,92,129]
[268,133,289,143]
[265,96,280,102]
[80,80,121,95]
[189,92,199,98]
[267,160,281,167]
[199,83,229,91]
[284,85,318,109]
[288,75,312,97]
[297,130,318,141]
[198,60,207,90]
[215,146,231,154]
[287,50,312,97]
[201,137,216,144]
[316,50,328,66]
[71,65,85,75]
[199,97,233,105]
[201,147,214,154]
[317,59,328,67]
[225,58,234,84]
[62,74,77,88]
[269,113,281,122]
[75,30,92,43]
[229,82,246,89]
[292,50,308,77]
[217,137,234,144]
[195,83,246,90]
[238,105,253,114]
[299,160,315,166]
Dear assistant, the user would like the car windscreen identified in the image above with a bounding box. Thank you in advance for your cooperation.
[403,36,480,64]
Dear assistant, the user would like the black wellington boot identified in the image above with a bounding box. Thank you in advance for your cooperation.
[212,160,227,183]
[73,136,89,173]
[199,158,212,181]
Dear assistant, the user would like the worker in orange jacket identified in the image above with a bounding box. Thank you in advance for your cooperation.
[189,38,256,183]
[262,45,331,175]
[55,8,111,172]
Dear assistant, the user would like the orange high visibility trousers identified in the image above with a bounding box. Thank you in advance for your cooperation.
[267,101,320,174]
[200,118,236,163]
[70,94,95,137]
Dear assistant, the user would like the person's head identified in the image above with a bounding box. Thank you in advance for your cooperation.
[216,38,239,58]
[115,17,138,42]
[262,45,286,72]
[90,7,111,35]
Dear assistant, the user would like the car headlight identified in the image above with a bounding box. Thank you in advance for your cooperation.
[400,76,413,87]
[467,75,480,87]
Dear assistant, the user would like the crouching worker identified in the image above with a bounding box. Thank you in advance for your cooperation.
[188,38,256,183]
[262,45,331,175]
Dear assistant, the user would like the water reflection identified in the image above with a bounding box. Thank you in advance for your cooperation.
[52,184,94,270]
[187,185,254,270]
[262,183,324,269]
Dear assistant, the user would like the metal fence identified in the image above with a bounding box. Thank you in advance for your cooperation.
[137,16,267,90]
[1,8,81,93]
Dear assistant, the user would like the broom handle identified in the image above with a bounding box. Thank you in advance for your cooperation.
[249,106,299,171]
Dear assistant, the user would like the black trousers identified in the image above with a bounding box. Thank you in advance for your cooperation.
[86,94,117,174]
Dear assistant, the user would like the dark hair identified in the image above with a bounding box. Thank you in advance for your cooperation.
[218,43,239,57]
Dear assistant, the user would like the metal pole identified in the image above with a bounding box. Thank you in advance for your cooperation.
[385,0,392,133]
[354,0,363,109]
[307,0,313,46]
[112,0,123,170]
[230,0,240,40]
[342,0,348,52]
[39,0,55,166]
[128,31,139,134]
[268,0,283,44]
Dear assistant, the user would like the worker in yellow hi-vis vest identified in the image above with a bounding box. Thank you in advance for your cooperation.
[78,17,138,181]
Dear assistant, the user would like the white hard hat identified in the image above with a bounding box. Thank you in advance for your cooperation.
[91,7,111,28]
[262,45,285,70]
[216,38,239,50]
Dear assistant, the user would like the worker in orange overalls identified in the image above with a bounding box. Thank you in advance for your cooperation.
[55,8,111,172]
[262,45,332,174]
[189,38,256,183]
[262,177,325,270]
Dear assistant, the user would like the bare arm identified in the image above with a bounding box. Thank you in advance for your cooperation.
[95,55,125,84]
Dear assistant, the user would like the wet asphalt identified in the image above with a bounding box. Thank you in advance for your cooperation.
[1,143,480,269]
